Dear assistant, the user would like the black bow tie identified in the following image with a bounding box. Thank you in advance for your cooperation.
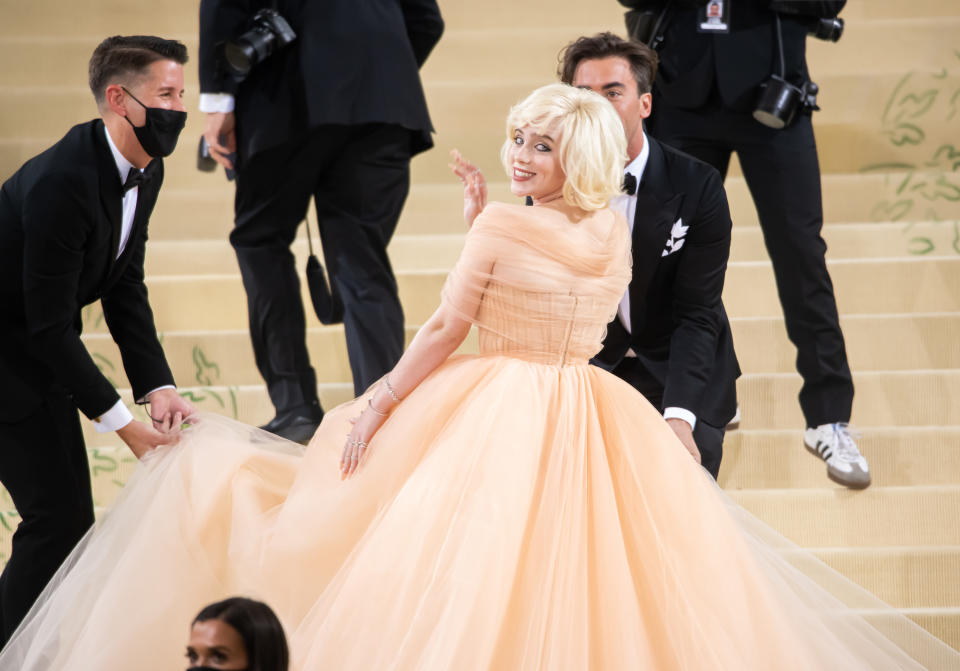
[622,173,637,196]
[122,167,152,193]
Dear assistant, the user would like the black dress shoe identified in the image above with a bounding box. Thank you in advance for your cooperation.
[259,402,324,444]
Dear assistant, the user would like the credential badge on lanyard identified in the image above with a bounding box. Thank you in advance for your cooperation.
[698,0,731,33]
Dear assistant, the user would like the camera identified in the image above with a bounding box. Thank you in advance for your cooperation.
[753,75,819,129]
[221,8,297,80]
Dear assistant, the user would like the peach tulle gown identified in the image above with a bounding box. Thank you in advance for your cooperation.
[1,202,957,670]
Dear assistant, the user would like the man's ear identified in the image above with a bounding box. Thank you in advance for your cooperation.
[103,84,128,118]
[639,91,653,120]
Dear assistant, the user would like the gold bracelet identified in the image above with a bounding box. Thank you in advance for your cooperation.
[367,398,389,417]
[384,375,401,402]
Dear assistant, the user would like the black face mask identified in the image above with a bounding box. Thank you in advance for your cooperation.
[122,87,187,158]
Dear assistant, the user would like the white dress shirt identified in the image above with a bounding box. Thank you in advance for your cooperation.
[92,125,173,433]
[609,133,697,431]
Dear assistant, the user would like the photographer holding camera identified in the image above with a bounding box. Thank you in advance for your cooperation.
[618,0,870,489]
[198,0,443,442]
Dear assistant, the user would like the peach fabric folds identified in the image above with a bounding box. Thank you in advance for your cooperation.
[1,202,957,670]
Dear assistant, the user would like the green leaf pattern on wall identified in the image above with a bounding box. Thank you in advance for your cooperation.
[862,51,960,254]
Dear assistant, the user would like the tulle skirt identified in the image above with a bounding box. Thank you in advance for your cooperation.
[1,355,957,670]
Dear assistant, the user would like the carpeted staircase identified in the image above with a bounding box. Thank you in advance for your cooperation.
[1,0,958,652]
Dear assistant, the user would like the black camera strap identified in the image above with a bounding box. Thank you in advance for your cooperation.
[649,0,675,49]
[625,0,675,50]
[773,13,786,78]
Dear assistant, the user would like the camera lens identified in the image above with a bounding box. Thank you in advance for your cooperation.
[753,75,803,129]
[224,26,276,76]
[221,9,296,81]
[812,17,843,42]
[224,41,255,76]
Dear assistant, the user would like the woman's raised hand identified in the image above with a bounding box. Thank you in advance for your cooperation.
[449,149,487,228]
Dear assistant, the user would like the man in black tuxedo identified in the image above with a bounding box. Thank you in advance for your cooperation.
[618,0,869,488]
[199,0,444,442]
[561,34,740,478]
[0,36,195,642]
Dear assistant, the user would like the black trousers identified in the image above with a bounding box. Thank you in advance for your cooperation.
[232,123,411,410]
[649,99,854,427]
[610,357,725,479]
[0,385,94,645]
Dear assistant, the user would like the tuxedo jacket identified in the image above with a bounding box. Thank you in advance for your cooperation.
[0,120,174,423]
[198,0,443,161]
[620,0,846,112]
[593,138,740,426]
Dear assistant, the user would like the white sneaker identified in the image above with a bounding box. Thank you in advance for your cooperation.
[804,423,871,489]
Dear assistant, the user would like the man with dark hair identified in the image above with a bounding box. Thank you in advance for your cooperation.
[199,0,444,442]
[562,32,740,478]
[0,35,194,642]
[618,0,869,488]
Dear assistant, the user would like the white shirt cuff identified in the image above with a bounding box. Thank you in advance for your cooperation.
[136,384,176,405]
[663,407,697,431]
[199,93,235,113]
[92,399,134,433]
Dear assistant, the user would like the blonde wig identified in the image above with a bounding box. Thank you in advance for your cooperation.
[501,83,627,211]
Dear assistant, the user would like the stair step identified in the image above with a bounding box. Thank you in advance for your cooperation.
[75,256,960,332]
[735,369,960,431]
[729,486,960,547]
[82,326,477,390]
[731,312,960,374]
[80,312,960,392]
[719,426,960,490]
[139,172,960,241]
[903,609,960,653]
[138,222,960,278]
[814,546,960,609]
[0,3,198,39]
[65,369,960,450]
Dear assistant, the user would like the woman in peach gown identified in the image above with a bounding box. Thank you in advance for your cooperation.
[1,84,957,670]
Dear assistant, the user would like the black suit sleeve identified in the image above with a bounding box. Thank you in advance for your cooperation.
[199,0,251,94]
[100,202,175,404]
[20,172,121,420]
[662,168,732,416]
[397,0,444,67]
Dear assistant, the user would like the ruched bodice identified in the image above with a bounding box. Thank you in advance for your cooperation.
[442,201,631,366]
[476,285,617,366]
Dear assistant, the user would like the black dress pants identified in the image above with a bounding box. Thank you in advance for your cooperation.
[232,123,411,410]
[649,99,854,427]
[610,357,725,479]
[0,385,94,645]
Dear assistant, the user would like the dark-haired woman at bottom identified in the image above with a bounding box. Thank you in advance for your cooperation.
[186,597,288,671]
